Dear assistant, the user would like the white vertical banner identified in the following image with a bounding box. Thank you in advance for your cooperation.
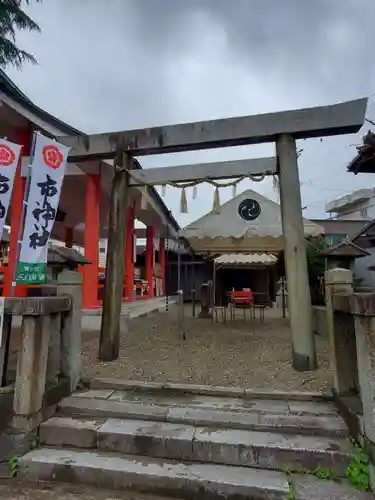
[0,139,22,240]
[16,133,70,284]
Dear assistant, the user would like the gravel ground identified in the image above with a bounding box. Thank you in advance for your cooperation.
[82,306,332,392]
[0,481,179,500]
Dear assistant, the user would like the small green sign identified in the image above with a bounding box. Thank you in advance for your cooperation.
[16,262,46,284]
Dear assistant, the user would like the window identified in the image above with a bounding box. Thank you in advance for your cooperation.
[360,207,368,217]
[325,234,346,246]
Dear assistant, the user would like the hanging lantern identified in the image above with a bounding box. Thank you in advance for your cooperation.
[161,184,167,197]
[192,185,198,199]
[232,182,237,198]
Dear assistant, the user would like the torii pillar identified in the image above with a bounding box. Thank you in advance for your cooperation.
[277,134,316,371]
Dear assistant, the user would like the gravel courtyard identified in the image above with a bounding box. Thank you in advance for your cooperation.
[82,305,332,393]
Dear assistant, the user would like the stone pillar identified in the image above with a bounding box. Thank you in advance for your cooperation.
[277,134,316,371]
[13,315,51,430]
[57,269,83,392]
[46,312,62,386]
[351,293,375,489]
[325,268,357,395]
[146,226,154,298]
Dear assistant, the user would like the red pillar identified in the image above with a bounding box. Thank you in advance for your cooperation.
[82,174,100,309]
[159,237,166,296]
[146,226,154,298]
[65,227,74,248]
[124,204,135,301]
[4,128,31,297]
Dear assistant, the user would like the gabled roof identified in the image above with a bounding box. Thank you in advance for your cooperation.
[351,217,375,242]
[321,237,370,258]
[180,189,323,239]
[348,130,375,174]
[0,70,180,235]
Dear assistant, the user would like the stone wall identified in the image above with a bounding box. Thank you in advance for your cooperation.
[312,305,328,336]
[325,267,375,488]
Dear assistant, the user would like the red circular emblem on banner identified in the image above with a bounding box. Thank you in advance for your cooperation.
[0,144,15,167]
[42,145,63,169]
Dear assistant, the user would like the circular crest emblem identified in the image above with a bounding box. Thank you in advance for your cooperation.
[42,145,63,169]
[0,144,15,167]
[238,199,261,221]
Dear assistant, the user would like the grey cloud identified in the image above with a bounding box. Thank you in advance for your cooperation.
[129,0,374,101]
[6,0,375,224]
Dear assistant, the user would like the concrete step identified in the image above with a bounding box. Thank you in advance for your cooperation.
[58,393,348,438]
[20,447,290,500]
[19,448,372,500]
[89,377,331,402]
[39,416,352,474]
[73,387,338,416]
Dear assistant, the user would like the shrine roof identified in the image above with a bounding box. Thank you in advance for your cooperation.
[321,237,370,258]
[348,130,375,174]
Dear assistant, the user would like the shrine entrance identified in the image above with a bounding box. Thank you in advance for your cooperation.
[59,98,367,371]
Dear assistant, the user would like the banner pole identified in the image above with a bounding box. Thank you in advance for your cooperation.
[11,130,37,297]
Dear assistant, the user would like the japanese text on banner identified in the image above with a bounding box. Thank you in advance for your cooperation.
[17,133,70,284]
[0,139,22,242]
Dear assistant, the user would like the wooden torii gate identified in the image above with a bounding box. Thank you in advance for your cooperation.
[58,98,368,371]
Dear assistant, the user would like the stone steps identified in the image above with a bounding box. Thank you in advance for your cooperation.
[57,388,348,438]
[19,448,372,500]
[38,415,351,474]
[18,383,371,499]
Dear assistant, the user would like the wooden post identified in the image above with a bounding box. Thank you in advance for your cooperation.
[277,134,316,371]
[99,152,131,361]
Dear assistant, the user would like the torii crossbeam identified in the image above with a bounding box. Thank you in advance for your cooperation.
[58,98,368,370]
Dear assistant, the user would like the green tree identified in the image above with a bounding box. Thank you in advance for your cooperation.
[306,235,327,284]
[0,0,41,70]
[306,235,327,305]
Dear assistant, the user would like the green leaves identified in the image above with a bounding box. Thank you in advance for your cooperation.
[282,441,372,498]
[0,0,42,69]
[346,440,370,492]
[9,455,19,477]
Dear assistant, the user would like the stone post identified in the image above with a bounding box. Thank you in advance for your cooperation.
[325,268,357,395]
[13,315,51,431]
[46,312,62,385]
[277,134,316,371]
[345,293,375,489]
[57,269,83,392]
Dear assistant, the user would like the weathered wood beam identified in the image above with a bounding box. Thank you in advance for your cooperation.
[99,152,132,362]
[128,157,276,186]
[59,98,367,162]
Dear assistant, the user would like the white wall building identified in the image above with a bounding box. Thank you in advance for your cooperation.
[325,188,375,221]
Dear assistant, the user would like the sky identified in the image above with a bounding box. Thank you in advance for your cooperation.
[6,0,375,228]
